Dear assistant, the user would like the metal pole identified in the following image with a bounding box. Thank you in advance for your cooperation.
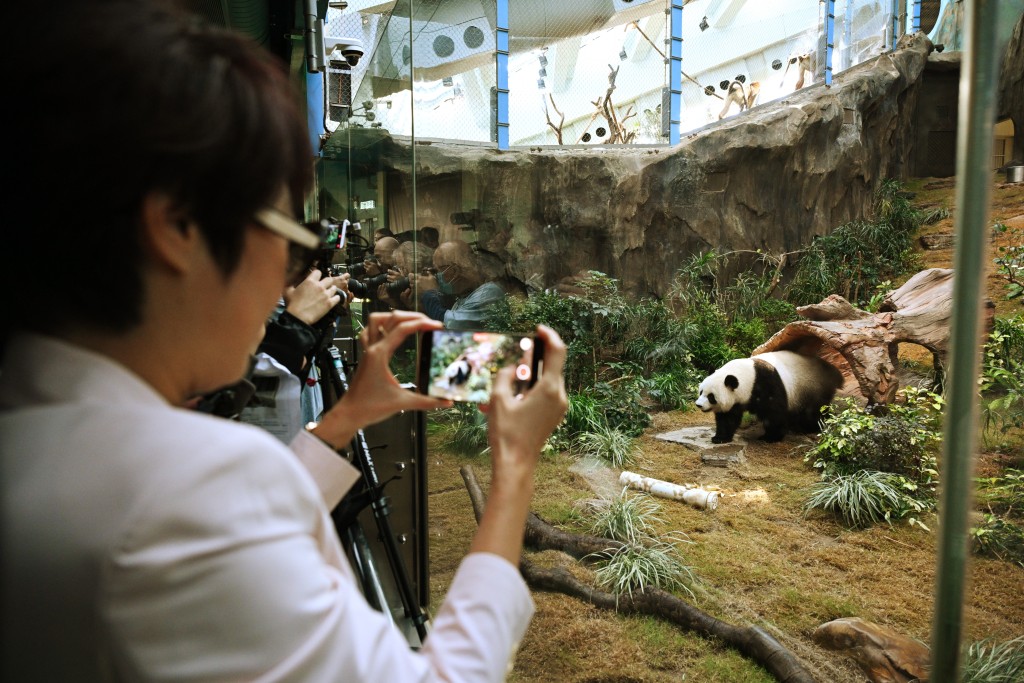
[824,0,835,87]
[495,0,510,150]
[930,0,1001,680]
[669,1,683,144]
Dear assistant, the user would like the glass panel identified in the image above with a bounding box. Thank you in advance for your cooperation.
[508,0,669,146]
[677,0,821,131]
[832,0,893,75]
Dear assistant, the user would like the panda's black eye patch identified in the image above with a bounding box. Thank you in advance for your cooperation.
[707,393,717,405]
[724,374,739,390]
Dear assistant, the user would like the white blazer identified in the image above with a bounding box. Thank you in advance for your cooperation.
[1,334,533,682]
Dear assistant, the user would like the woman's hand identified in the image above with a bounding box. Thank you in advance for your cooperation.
[470,324,568,563]
[311,311,452,448]
[482,324,568,478]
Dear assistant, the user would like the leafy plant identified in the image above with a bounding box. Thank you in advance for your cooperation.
[582,487,664,543]
[645,369,699,411]
[960,635,1024,682]
[591,535,697,601]
[803,470,923,529]
[992,222,1023,302]
[970,514,1024,568]
[981,315,1024,435]
[574,423,637,468]
[434,403,489,456]
[806,388,943,489]
[789,180,921,306]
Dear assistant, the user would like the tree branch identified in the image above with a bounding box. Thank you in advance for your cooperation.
[460,465,819,683]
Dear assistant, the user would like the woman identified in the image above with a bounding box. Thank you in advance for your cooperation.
[0,2,568,681]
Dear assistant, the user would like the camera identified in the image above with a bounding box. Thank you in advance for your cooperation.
[325,36,364,68]
[348,272,388,299]
[384,276,411,297]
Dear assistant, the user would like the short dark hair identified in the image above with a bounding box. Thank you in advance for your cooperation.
[4,0,313,342]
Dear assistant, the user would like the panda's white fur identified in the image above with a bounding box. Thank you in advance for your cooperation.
[696,350,843,443]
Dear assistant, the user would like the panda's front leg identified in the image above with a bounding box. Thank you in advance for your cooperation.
[712,408,743,443]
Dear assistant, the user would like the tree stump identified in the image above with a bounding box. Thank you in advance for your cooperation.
[753,268,993,404]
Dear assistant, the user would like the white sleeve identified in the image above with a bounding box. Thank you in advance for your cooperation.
[101,433,533,683]
[288,428,361,509]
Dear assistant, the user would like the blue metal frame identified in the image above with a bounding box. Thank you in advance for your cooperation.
[911,0,922,33]
[824,0,835,86]
[496,0,509,150]
[669,1,683,145]
[891,0,901,49]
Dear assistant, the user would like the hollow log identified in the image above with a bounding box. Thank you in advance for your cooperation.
[753,268,994,404]
[460,465,819,683]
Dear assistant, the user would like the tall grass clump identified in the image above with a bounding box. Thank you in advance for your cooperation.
[803,470,909,528]
[960,636,1024,683]
[433,403,489,456]
[591,535,698,602]
[972,468,1024,567]
[667,250,796,370]
[582,487,664,543]
[574,423,637,468]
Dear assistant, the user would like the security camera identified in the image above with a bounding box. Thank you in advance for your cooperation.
[324,36,364,68]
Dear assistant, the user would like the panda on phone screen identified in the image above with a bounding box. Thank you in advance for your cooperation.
[695,350,843,443]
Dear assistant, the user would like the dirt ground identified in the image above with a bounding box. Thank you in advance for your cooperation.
[423,174,1024,682]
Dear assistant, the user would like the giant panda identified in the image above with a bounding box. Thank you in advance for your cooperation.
[695,350,844,443]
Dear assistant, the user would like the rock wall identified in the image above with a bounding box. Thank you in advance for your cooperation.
[1000,11,1024,155]
[374,33,935,298]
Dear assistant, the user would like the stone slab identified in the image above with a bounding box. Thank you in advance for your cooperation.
[655,426,748,466]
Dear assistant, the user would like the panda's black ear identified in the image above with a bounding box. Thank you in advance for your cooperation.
[724,374,739,390]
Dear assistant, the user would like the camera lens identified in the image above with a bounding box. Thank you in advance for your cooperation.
[347,278,368,299]
[348,262,367,278]
[385,276,410,296]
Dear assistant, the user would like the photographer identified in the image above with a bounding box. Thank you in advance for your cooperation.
[415,239,507,330]
[260,266,351,378]
[384,240,435,311]
[1,3,569,681]
[346,236,399,313]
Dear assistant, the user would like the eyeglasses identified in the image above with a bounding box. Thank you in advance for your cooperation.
[252,208,325,284]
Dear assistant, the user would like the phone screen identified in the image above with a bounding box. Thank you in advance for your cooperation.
[418,329,543,403]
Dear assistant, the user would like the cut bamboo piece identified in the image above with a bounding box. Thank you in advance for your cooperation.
[618,471,720,511]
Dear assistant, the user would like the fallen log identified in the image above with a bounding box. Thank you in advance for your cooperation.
[460,465,819,683]
[754,268,994,404]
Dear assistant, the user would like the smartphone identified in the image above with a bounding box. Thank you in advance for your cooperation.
[417,329,545,403]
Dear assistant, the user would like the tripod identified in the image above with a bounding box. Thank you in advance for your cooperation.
[309,309,431,646]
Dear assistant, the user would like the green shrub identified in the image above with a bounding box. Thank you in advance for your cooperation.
[788,179,921,306]
[645,369,699,412]
[970,514,1024,568]
[806,388,943,487]
[434,403,489,456]
[804,388,942,527]
[992,222,1023,302]
[981,315,1024,436]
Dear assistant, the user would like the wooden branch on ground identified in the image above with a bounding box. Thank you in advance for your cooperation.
[460,465,819,683]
